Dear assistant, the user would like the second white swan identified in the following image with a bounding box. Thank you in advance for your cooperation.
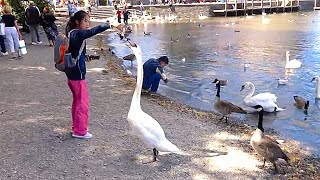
[240,82,285,112]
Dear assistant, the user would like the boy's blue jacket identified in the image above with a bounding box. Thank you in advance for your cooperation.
[143,58,164,79]
[65,24,110,80]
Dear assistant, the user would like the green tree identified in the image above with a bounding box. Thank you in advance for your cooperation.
[6,0,49,23]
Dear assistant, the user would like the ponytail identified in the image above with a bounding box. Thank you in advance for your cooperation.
[65,10,89,36]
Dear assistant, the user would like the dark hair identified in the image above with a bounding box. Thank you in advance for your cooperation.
[158,56,169,64]
[65,10,88,35]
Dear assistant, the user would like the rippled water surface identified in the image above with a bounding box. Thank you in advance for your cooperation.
[108,11,320,156]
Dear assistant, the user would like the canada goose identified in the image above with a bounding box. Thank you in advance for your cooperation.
[123,53,136,66]
[234,30,240,32]
[126,40,186,164]
[285,51,302,69]
[212,78,228,88]
[293,96,309,113]
[311,76,320,99]
[213,79,246,122]
[144,31,152,36]
[251,105,290,174]
[187,33,191,38]
[240,82,285,112]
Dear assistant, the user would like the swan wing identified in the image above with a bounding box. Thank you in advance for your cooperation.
[286,59,302,68]
[245,92,277,106]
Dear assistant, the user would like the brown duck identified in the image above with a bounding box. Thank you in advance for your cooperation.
[293,96,309,113]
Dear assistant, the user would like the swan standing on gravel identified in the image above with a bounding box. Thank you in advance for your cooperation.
[126,40,185,164]
[240,82,285,112]
[285,51,302,69]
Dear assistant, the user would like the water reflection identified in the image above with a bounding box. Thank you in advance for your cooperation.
[108,11,320,156]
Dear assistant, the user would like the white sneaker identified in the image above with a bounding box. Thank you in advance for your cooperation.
[37,41,42,45]
[1,52,8,56]
[72,132,92,139]
[31,42,37,45]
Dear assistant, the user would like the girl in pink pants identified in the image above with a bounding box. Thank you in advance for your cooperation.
[65,11,123,139]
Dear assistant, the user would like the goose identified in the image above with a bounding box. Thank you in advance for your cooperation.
[181,58,186,62]
[311,76,320,99]
[285,51,302,69]
[293,96,309,113]
[126,40,185,163]
[250,105,290,174]
[213,79,246,122]
[234,30,240,32]
[144,31,152,36]
[123,53,136,66]
[212,78,228,88]
[240,82,285,112]
[187,33,191,38]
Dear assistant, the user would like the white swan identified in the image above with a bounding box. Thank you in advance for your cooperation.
[126,41,185,163]
[312,76,320,99]
[240,82,285,112]
[285,51,302,69]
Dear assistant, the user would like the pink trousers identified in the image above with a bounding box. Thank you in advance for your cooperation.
[68,79,89,136]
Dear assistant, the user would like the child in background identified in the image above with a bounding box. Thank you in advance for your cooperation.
[117,8,121,23]
[0,15,8,56]
[65,10,123,139]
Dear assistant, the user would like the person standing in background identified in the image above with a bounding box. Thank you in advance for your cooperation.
[41,7,58,46]
[123,9,130,25]
[0,15,8,56]
[25,3,42,45]
[2,5,22,59]
[116,8,121,23]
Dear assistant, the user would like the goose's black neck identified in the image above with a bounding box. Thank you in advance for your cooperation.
[257,110,264,132]
[216,82,221,98]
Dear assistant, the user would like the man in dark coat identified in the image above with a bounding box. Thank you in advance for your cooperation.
[25,3,42,45]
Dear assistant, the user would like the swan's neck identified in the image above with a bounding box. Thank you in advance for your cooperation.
[130,54,143,110]
[286,54,290,63]
[245,83,255,99]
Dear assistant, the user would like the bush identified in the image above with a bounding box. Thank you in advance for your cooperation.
[6,0,49,23]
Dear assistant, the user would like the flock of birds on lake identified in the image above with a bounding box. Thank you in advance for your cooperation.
[107,12,320,175]
[123,40,311,174]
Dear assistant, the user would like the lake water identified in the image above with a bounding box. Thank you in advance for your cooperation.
[107,11,320,156]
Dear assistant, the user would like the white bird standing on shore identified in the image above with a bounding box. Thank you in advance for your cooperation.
[126,40,185,164]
